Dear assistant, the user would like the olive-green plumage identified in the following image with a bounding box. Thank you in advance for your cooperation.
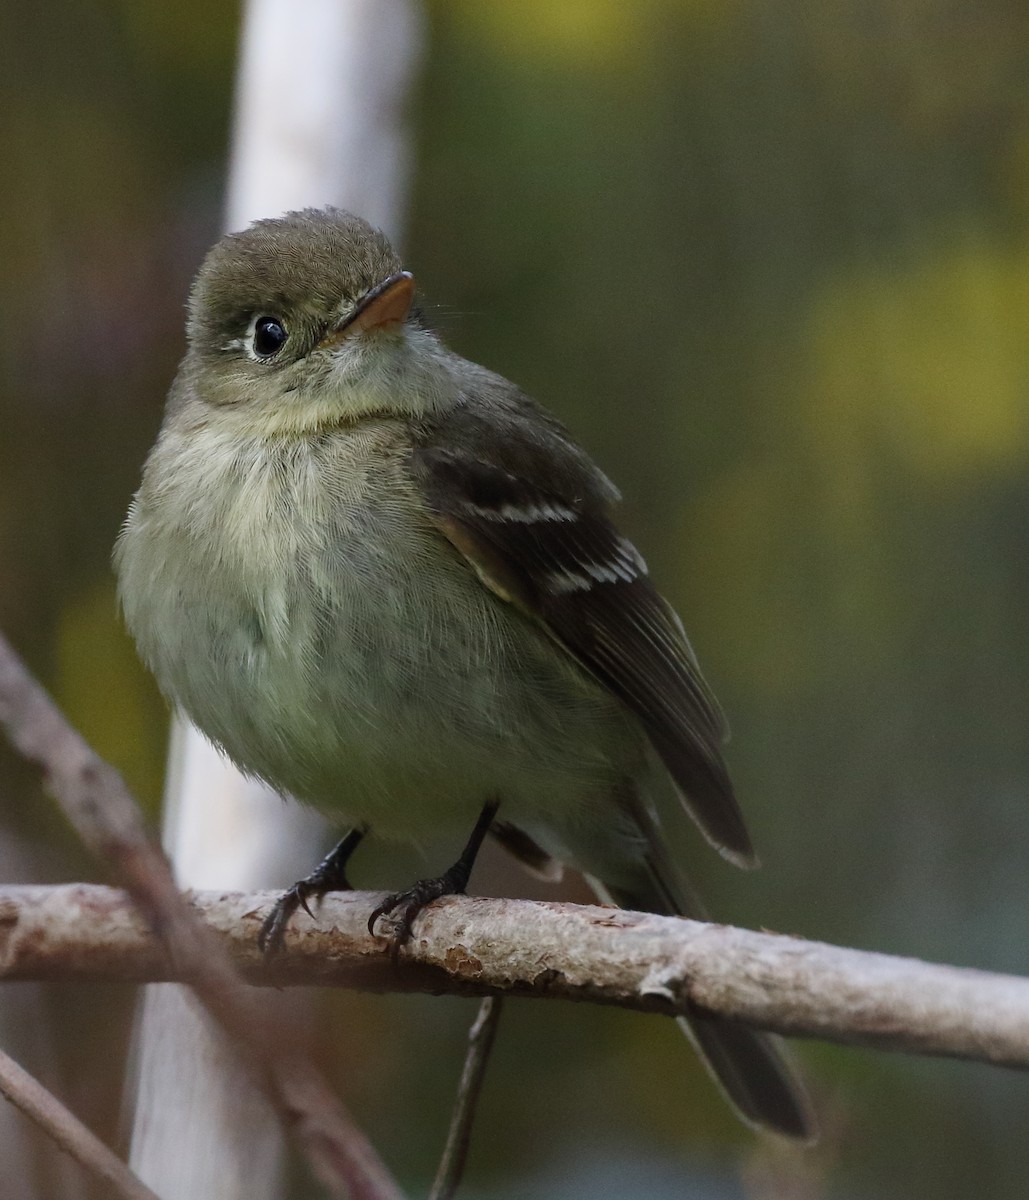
[115,207,815,1142]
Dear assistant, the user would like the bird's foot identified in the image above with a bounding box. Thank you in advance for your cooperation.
[367,801,498,961]
[258,875,351,957]
[367,866,466,961]
[258,828,364,957]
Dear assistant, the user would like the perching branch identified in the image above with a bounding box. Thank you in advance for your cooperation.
[3,883,1029,1070]
[0,1045,160,1200]
[0,631,404,1200]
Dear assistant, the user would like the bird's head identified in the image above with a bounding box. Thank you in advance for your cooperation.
[183,208,448,433]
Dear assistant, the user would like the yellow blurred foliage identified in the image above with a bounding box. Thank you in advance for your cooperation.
[684,223,1029,697]
[112,0,238,76]
[451,0,727,68]
[804,227,1029,482]
[55,576,167,812]
[686,460,823,696]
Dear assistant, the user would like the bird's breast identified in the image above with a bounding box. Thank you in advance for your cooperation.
[116,414,638,835]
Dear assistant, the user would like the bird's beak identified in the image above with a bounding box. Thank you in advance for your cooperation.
[320,271,415,348]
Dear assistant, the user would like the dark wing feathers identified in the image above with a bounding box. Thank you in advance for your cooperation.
[409,392,811,1140]
[410,397,756,867]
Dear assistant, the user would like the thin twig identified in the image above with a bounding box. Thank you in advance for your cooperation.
[3,884,1029,1072]
[0,631,404,1200]
[430,998,504,1200]
[0,1044,159,1200]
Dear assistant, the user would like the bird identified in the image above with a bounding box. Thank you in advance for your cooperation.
[114,206,815,1142]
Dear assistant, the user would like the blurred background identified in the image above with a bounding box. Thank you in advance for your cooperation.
[3,1,1029,1196]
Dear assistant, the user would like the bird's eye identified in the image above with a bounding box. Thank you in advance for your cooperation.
[252,315,288,357]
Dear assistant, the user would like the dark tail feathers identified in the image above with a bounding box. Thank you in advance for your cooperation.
[598,869,817,1143]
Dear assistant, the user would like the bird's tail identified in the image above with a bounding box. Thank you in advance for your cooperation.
[589,805,817,1142]
[593,869,815,1141]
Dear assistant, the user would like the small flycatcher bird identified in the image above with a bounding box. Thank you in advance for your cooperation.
[115,208,814,1141]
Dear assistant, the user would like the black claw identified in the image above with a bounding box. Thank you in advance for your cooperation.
[367,803,499,961]
[260,876,354,957]
[258,889,300,957]
[368,870,465,958]
[257,827,365,958]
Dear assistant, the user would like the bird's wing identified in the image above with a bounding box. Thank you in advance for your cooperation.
[408,390,755,867]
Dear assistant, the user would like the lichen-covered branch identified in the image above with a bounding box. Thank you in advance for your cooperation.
[2,883,1029,1070]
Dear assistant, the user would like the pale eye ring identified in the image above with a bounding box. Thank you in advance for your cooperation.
[251,315,288,358]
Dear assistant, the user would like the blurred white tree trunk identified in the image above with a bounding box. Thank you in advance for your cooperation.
[126,3,423,1197]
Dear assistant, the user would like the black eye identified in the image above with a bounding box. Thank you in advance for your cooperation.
[252,315,287,357]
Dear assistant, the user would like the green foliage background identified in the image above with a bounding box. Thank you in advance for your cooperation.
[2,2,1029,1196]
